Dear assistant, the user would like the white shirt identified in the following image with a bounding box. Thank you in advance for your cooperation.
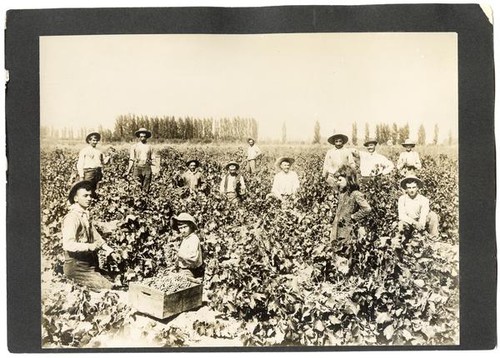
[398,193,430,227]
[397,151,421,171]
[359,151,394,176]
[130,142,155,166]
[77,146,103,177]
[322,147,356,177]
[247,145,262,160]
[178,233,203,269]
[271,171,300,198]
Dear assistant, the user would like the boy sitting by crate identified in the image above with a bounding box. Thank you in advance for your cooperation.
[171,213,205,281]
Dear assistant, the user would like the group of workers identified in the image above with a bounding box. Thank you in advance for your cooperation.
[62,128,438,291]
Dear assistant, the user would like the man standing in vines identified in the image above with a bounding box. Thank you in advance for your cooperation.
[125,128,155,193]
[323,133,357,187]
[246,138,262,174]
[77,131,104,197]
[219,161,246,203]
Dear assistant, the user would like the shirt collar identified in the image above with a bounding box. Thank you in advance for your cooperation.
[69,203,89,216]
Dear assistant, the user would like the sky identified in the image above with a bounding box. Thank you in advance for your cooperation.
[40,32,457,143]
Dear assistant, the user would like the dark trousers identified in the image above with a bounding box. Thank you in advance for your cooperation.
[133,165,152,193]
[83,168,103,197]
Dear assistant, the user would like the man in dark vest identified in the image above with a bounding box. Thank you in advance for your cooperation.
[219,161,246,203]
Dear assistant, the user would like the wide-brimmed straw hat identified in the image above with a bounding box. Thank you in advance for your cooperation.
[135,128,152,138]
[327,133,348,145]
[400,176,423,189]
[402,139,416,147]
[171,213,198,231]
[186,159,200,167]
[276,157,295,168]
[225,161,240,170]
[85,132,101,143]
[68,180,93,204]
[363,138,378,146]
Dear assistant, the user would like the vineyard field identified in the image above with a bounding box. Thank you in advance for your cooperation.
[41,143,459,348]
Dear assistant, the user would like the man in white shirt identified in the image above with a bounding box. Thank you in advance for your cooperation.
[323,133,356,186]
[125,128,155,193]
[359,139,394,177]
[269,157,300,200]
[397,139,422,176]
[219,161,246,203]
[398,176,439,239]
[246,138,262,174]
[77,132,104,196]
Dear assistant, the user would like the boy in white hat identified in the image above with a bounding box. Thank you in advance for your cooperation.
[171,213,204,279]
[62,181,118,290]
[323,133,356,186]
[77,132,104,196]
[246,138,262,174]
[269,157,300,200]
[397,139,422,176]
[359,139,394,177]
[125,128,155,193]
[398,176,439,239]
[219,161,246,203]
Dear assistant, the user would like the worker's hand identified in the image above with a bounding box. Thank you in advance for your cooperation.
[110,252,122,263]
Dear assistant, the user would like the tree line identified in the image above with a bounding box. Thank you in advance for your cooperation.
[41,114,259,142]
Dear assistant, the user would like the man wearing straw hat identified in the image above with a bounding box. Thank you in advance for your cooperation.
[62,180,119,290]
[77,131,104,196]
[179,159,204,193]
[322,133,356,186]
[397,139,422,176]
[246,137,262,174]
[269,157,300,200]
[125,128,155,193]
[358,138,394,177]
[219,161,246,203]
[398,176,439,240]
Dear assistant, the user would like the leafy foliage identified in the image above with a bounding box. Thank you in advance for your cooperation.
[41,144,458,347]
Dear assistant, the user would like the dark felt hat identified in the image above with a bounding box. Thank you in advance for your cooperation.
[86,132,101,143]
[68,180,93,204]
[225,161,240,170]
[186,159,200,167]
[327,133,349,145]
[135,128,152,138]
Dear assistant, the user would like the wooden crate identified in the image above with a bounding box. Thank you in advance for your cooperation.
[128,282,203,320]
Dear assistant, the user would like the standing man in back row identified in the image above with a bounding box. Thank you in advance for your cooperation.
[246,138,262,174]
[322,133,356,187]
[77,131,105,197]
[125,128,155,193]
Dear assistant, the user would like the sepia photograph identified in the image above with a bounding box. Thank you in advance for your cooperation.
[4,3,496,353]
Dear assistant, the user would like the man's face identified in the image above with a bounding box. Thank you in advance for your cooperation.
[405,182,419,198]
[367,143,376,153]
[89,136,99,147]
[74,188,92,209]
[228,165,237,175]
[189,162,197,171]
[139,133,147,143]
[248,140,254,146]
[334,138,344,149]
[404,145,413,152]
[280,161,291,173]
[178,223,193,237]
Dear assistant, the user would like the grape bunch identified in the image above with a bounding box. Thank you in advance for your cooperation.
[141,272,195,293]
